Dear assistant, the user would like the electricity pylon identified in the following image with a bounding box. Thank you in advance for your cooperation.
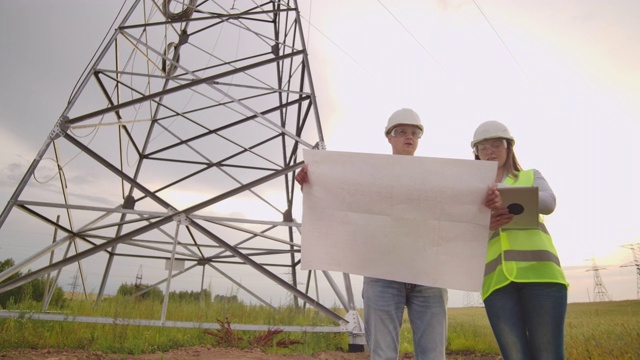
[134,265,143,290]
[586,257,613,302]
[462,291,483,307]
[0,0,364,348]
[620,243,640,299]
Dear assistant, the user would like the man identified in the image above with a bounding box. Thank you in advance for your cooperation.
[296,108,502,360]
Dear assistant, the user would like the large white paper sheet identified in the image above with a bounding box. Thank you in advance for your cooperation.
[300,149,498,292]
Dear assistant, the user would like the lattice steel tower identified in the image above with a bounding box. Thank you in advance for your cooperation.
[586,257,612,302]
[462,291,483,307]
[0,0,364,347]
[620,243,640,299]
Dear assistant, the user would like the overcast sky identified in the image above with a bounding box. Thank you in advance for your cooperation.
[1,0,639,307]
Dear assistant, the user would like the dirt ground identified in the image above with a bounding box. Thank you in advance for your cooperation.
[0,347,501,360]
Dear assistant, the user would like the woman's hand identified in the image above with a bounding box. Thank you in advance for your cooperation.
[485,183,513,230]
[484,183,502,211]
[490,207,514,231]
[295,164,309,188]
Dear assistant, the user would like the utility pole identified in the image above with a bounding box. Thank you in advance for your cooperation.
[586,257,612,302]
[620,243,640,299]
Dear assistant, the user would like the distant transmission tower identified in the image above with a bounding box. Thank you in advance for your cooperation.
[462,291,483,307]
[620,243,640,299]
[134,265,143,290]
[68,270,81,300]
[586,257,612,302]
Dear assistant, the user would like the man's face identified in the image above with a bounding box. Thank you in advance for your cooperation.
[386,125,422,155]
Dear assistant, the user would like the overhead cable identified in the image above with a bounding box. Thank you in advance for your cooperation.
[298,15,372,78]
[376,0,442,69]
[473,0,526,78]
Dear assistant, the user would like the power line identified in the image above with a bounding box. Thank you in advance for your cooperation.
[376,0,442,69]
[298,14,372,78]
[472,0,526,78]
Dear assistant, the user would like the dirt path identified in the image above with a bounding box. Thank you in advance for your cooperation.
[0,347,500,360]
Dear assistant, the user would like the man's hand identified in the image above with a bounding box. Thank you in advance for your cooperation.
[295,164,309,189]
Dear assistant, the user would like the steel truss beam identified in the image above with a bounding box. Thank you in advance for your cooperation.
[0,0,364,349]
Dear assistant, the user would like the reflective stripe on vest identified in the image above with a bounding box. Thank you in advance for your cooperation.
[484,249,561,276]
[481,169,568,300]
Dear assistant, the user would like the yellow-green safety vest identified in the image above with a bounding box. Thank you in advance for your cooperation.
[481,169,568,300]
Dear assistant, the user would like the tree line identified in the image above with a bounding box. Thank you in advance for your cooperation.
[0,258,66,309]
[0,258,239,309]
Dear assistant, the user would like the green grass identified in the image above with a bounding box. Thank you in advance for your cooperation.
[564,300,640,359]
[1,297,639,358]
[447,307,499,355]
[0,297,348,355]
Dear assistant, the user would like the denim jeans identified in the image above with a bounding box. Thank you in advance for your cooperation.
[484,282,567,360]
[363,277,448,360]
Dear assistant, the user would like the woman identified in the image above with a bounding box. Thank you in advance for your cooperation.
[471,120,569,360]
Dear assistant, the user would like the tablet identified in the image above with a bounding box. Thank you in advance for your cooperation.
[498,186,539,229]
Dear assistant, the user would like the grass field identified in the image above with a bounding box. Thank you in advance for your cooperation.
[1,297,638,358]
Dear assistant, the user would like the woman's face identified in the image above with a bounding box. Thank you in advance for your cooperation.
[475,138,508,167]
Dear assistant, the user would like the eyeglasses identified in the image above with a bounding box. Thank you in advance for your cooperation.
[476,139,507,154]
[390,127,423,139]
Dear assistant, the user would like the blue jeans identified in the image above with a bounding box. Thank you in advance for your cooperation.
[484,282,567,360]
[363,277,448,360]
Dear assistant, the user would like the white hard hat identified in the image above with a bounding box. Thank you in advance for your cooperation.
[384,108,423,136]
[471,120,514,148]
